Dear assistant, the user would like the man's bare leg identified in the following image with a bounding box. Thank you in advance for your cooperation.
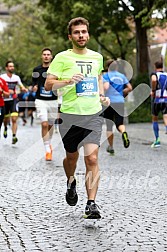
[84,144,100,200]
[64,151,79,206]
[83,143,101,218]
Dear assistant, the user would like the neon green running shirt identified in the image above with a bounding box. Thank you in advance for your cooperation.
[47,49,103,115]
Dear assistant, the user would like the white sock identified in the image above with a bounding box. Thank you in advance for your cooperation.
[44,140,51,153]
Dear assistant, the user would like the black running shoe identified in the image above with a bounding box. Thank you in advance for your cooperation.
[12,137,18,144]
[66,178,78,206]
[84,202,101,219]
[122,131,130,148]
[106,146,115,155]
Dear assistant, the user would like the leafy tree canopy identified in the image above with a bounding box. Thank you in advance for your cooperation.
[0,0,65,83]
[1,0,166,77]
[38,0,166,73]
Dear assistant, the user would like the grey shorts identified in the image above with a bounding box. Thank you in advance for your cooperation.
[59,112,103,153]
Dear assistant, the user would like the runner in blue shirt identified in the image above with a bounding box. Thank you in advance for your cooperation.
[103,59,132,155]
[150,60,167,148]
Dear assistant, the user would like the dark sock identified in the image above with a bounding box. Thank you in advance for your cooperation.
[87,200,95,205]
[5,126,7,131]
[31,115,33,125]
[13,134,16,138]
[67,177,76,188]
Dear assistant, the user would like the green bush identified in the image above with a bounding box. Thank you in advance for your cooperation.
[129,73,151,123]
[129,98,152,123]
[132,73,150,88]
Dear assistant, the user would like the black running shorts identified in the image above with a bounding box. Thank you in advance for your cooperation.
[4,99,19,116]
[103,103,124,130]
[152,101,167,116]
[59,112,103,153]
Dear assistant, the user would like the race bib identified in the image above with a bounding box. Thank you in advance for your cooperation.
[76,77,98,96]
[155,89,161,97]
[163,90,167,97]
[4,94,13,101]
[40,87,52,97]
[155,97,167,103]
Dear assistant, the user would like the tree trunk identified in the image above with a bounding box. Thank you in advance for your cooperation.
[135,18,149,74]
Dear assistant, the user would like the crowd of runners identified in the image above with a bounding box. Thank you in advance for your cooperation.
[0,17,167,219]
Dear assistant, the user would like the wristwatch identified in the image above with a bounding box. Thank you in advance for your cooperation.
[99,94,105,97]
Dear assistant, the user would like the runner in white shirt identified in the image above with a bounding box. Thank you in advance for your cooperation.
[1,61,27,144]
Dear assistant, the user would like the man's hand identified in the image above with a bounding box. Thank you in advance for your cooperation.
[23,88,28,93]
[9,89,14,94]
[68,73,84,85]
[150,90,155,97]
[45,73,84,90]
[33,85,38,92]
[100,95,110,106]
[20,86,28,93]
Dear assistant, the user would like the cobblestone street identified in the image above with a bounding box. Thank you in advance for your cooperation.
[0,120,167,252]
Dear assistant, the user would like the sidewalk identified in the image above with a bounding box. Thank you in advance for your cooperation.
[0,120,167,252]
[126,122,167,145]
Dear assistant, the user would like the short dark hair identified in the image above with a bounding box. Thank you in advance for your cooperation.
[42,47,52,54]
[5,60,14,67]
[68,17,89,35]
[106,59,117,71]
[106,59,114,68]
[154,60,163,69]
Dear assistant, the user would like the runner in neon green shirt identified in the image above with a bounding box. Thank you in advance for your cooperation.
[45,17,110,219]
[48,49,103,115]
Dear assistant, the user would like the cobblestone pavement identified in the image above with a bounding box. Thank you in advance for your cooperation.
[0,119,167,252]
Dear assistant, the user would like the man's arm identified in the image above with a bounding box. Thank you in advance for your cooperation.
[98,74,105,95]
[17,75,28,93]
[103,81,110,91]
[151,74,157,91]
[98,74,110,106]
[32,69,39,92]
[123,83,132,97]
[2,90,9,97]
[0,86,9,98]
[44,73,84,91]
[0,78,9,97]
[20,85,28,93]
[150,74,157,97]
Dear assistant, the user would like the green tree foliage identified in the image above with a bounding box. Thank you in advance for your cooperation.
[125,0,166,74]
[1,0,166,84]
[0,0,65,84]
[38,0,166,74]
[39,0,135,61]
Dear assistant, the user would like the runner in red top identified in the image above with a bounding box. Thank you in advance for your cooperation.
[0,77,9,134]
